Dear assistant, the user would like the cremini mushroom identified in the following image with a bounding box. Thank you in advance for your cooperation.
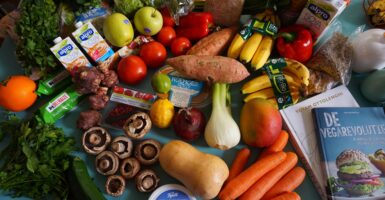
[95,151,119,176]
[82,127,111,155]
[120,157,141,179]
[105,175,125,196]
[135,169,160,192]
[123,112,152,139]
[110,136,133,159]
[134,139,162,165]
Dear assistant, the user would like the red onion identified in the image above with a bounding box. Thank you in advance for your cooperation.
[173,107,206,141]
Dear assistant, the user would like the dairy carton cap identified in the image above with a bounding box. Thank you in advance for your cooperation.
[53,37,63,44]
[74,21,84,29]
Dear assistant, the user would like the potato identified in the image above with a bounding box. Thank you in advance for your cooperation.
[159,140,229,199]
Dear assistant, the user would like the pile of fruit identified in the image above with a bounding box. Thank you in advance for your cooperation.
[0,0,385,200]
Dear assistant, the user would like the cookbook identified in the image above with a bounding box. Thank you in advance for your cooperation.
[280,85,359,199]
[313,107,385,200]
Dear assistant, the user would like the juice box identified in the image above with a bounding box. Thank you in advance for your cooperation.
[296,0,350,43]
[72,21,114,63]
[50,37,92,72]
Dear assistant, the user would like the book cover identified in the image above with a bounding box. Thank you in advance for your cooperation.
[313,107,385,200]
[280,85,359,199]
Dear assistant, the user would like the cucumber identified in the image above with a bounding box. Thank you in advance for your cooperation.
[67,157,106,200]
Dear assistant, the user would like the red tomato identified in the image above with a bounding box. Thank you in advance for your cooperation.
[117,55,147,85]
[160,8,175,27]
[139,41,167,69]
[171,37,191,56]
[156,26,176,47]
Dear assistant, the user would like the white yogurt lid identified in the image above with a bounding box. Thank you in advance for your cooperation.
[149,184,196,200]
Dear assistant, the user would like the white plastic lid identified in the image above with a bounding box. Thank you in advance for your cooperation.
[74,21,83,28]
[149,184,196,200]
[53,37,63,44]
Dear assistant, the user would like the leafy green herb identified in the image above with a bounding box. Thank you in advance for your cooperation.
[0,116,75,199]
[16,0,60,78]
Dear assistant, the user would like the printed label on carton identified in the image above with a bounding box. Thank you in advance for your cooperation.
[50,37,92,72]
[73,22,114,62]
[168,75,204,108]
[110,86,157,110]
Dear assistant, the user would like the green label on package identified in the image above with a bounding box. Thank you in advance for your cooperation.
[37,70,72,96]
[239,18,278,40]
[262,58,293,109]
[39,85,84,124]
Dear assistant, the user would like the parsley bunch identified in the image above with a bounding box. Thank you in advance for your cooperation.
[0,116,75,199]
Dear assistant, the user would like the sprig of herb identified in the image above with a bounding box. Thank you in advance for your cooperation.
[0,116,75,199]
[16,0,60,77]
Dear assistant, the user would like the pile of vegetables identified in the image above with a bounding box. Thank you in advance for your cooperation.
[0,116,75,199]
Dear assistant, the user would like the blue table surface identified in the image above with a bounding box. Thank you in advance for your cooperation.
[0,1,377,199]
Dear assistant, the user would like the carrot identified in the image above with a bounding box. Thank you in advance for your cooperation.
[238,152,298,200]
[259,130,289,159]
[186,26,238,56]
[166,55,249,84]
[261,167,306,200]
[270,192,301,200]
[218,152,287,200]
[226,148,251,184]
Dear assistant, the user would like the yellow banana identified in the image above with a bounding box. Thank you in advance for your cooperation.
[227,34,246,59]
[239,33,263,64]
[266,92,300,109]
[250,36,274,70]
[254,11,267,21]
[241,73,301,94]
[244,86,300,102]
[283,58,310,86]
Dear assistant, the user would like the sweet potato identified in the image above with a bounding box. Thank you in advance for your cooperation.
[186,27,238,56]
[166,55,249,83]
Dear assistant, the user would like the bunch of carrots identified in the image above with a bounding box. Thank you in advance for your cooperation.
[219,130,306,200]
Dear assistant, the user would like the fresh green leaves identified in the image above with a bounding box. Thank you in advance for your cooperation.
[16,0,60,77]
[0,116,75,199]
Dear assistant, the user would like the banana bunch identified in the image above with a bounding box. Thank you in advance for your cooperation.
[366,0,385,27]
[227,9,280,70]
[241,58,310,108]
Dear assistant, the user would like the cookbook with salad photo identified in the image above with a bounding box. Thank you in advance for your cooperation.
[0,0,385,200]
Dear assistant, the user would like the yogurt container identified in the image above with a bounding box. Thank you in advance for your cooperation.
[72,21,114,63]
[158,66,211,108]
[149,184,196,200]
[50,37,92,72]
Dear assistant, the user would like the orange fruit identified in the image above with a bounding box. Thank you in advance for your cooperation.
[0,75,38,112]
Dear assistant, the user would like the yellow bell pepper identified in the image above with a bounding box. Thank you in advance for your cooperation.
[150,98,175,128]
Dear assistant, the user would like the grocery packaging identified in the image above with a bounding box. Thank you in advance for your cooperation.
[36,70,72,96]
[296,0,350,43]
[50,37,92,72]
[72,21,114,63]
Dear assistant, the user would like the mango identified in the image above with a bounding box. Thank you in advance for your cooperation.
[240,98,282,147]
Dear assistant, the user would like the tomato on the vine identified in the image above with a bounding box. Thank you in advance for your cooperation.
[139,41,167,69]
[171,37,191,56]
[117,55,147,85]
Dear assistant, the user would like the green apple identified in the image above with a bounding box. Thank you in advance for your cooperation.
[134,7,163,36]
[103,13,134,47]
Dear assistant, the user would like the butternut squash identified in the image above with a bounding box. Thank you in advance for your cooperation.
[159,140,229,199]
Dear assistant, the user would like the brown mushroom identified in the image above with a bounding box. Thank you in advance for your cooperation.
[82,127,111,155]
[135,169,160,193]
[110,136,133,159]
[134,139,161,165]
[95,151,119,175]
[123,112,152,139]
[105,175,125,196]
[120,157,141,179]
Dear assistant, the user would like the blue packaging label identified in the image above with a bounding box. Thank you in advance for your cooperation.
[156,190,190,200]
[168,75,204,108]
[76,7,107,22]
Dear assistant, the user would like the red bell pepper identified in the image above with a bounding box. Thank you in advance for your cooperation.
[160,8,175,27]
[276,25,313,63]
[176,12,213,41]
